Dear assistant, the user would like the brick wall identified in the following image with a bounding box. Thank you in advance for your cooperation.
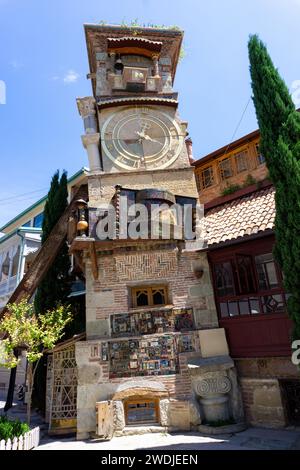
[236,357,300,428]
[240,378,286,428]
[85,246,218,337]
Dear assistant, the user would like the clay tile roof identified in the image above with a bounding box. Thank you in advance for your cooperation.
[204,186,275,247]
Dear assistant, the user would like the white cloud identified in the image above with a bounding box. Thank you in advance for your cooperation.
[63,70,80,84]
[10,60,23,69]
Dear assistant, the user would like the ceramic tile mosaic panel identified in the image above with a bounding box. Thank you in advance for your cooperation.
[109,334,178,378]
[110,308,194,336]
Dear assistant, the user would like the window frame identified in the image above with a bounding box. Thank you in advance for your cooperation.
[209,238,286,319]
[125,398,160,425]
[255,142,266,166]
[218,157,233,180]
[234,149,249,173]
[33,212,44,228]
[131,285,168,308]
[200,165,215,190]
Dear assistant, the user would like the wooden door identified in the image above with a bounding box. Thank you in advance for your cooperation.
[95,400,114,439]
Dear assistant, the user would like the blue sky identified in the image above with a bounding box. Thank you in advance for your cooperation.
[0,0,299,228]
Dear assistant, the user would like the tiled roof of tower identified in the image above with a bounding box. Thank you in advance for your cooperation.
[204,185,275,246]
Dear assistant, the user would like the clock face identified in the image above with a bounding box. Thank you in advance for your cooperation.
[101,107,184,170]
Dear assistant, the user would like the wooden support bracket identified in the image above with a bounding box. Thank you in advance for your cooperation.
[89,241,98,280]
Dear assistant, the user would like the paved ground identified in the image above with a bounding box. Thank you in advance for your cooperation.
[0,392,45,430]
[2,393,300,450]
[37,427,300,451]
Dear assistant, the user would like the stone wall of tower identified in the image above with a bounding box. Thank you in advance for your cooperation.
[73,247,220,439]
[72,24,245,441]
[88,167,198,207]
[84,248,218,338]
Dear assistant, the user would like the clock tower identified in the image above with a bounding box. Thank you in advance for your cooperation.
[72,24,243,440]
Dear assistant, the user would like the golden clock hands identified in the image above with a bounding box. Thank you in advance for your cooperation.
[136,131,162,146]
[144,135,163,145]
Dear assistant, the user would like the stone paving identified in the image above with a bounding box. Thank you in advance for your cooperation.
[0,393,46,431]
[2,393,300,451]
[36,427,300,451]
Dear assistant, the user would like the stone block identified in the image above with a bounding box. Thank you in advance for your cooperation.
[199,328,229,358]
[168,401,190,430]
[249,405,285,427]
[159,399,170,426]
[113,400,125,430]
[194,309,218,329]
[77,408,96,435]
[75,342,90,366]
[86,319,109,338]
[77,365,101,385]
[86,290,115,308]
[189,399,202,426]
[254,384,282,408]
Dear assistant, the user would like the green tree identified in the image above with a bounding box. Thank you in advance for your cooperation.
[33,170,71,412]
[248,35,300,340]
[0,299,71,424]
[34,170,71,313]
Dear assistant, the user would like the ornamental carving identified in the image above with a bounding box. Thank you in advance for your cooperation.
[76,96,96,118]
[196,376,231,397]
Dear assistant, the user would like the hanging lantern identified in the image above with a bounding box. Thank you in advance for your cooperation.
[76,199,88,237]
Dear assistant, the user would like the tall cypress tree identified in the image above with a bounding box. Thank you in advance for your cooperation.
[34,170,71,313]
[33,170,71,412]
[248,35,300,340]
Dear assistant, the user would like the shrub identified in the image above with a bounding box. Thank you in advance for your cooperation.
[0,416,30,441]
[243,174,257,187]
[221,184,241,196]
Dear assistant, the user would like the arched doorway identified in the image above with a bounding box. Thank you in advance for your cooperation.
[112,381,168,427]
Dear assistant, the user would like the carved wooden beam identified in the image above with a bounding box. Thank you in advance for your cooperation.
[0,184,88,319]
[89,241,98,280]
[73,252,85,274]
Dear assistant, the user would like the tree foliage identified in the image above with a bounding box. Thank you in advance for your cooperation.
[248,35,300,340]
[34,170,71,313]
[0,299,71,424]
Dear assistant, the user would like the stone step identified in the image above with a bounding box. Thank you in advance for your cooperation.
[114,425,167,437]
